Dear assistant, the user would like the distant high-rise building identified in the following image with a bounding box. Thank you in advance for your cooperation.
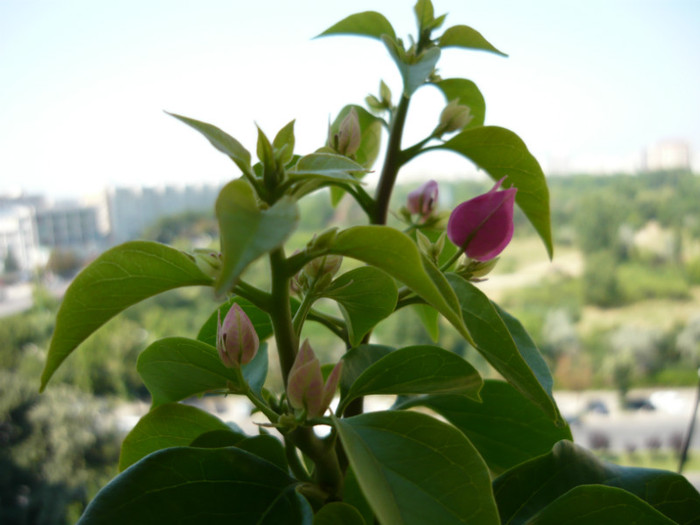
[106,183,220,243]
[643,140,691,172]
[0,204,39,272]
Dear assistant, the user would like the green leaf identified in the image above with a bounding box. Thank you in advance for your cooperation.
[137,338,268,406]
[327,226,472,343]
[433,78,486,128]
[411,304,440,342]
[236,435,287,472]
[215,179,299,293]
[318,11,396,41]
[438,25,507,57]
[40,241,212,391]
[333,411,499,525]
[314,502,366,525]
[382,36,441,96]
[273,120,295,165]
[340,345,482,413]
[167,112,252,174]
[289,153,366,184]
[119,403,231,471]
[440,126,553,258]
[80,447,312,525]
[328,105,384,169]
[494,440,700,525]
[414,0,435,35]
[398,380,572,475]
[343,467,375,525]
[323,266,398,346]
[340,345,394,399]
[447,274,560,423]
[197,297,273,347]
[494,303,553,397]
[189,429,247,448]
[528,485,677,525]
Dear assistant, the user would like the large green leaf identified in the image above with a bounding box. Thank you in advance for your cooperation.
[382,36,441,96]
[411,304,440,342]
[440,126,553,258]
[339,345,482,413]
[333,411,499,525]
[494,440,700,525]
[137,338,268,406]
[40,241,212,391]
[318,11,396,41]
[215,179,299,294]
[527,485,676,525]
[197,296,273,347]
[323,266,398,347]
[313,502,366,525]
[167,112,252,175]
[446,274,560,423]
[328,105,384,170]
[80,447,312,525]
[433,78,485,129]
[339,345,394,399]
[119,403,231,471]
[438,25,507,57]
[398,380,572,475]
[327,226,471,343]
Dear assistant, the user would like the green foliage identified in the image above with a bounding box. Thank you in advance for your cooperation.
[34,1,697,522]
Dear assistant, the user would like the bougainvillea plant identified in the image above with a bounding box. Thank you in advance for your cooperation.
[40,1,700,523]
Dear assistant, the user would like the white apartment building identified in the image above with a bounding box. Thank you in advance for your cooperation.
[0,204,40,273]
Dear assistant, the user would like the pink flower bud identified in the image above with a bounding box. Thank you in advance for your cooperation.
[447,177,517,262]
[216,303,259,368]
[407,180,439,220]
[287,340,342,419]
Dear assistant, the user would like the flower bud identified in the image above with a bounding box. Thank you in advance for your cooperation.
[192,249,222,279]
[407,180,439,221]
[217,303,259,368]
[331,108,361,157]
[456,256,500,281]
[435,99,473,136]
[287,340,342,419]
[303,255,343,281]
[447,177,517,262]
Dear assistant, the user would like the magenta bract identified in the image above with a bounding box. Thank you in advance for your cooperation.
[287,340,342,419]
[216,303,259,368]
[407,179,439,219]
[447,177,517,261]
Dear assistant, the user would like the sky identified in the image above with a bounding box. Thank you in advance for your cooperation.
[1,0,699,199]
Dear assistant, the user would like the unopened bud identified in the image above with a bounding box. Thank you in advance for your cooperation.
[435,99,473,135]
[192,249,222,279]
[456,257,500,281]
[334,108,361,157]
[217,303,259,368]
[287,340,342,419]
[407,180,439,221]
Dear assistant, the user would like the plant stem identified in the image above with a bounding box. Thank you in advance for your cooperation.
[372,94,411,225]
[269,248,297,385]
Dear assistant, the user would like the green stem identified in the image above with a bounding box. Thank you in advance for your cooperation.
[292,289,317,337]
[372,94,411,225]
[269,249,298,385]
[233,281,272,312]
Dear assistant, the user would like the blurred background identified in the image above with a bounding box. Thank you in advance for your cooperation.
[2,1,700,522]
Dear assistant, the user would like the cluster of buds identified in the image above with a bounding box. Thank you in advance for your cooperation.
[455,257,500,282]
[286,339,342,419]
[434,99,473,137]
[416,230,446,265]
[292,254,343,295]
[447,176,517,262]
[216,303,259,369]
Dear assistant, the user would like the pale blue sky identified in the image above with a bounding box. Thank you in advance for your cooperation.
[1,0,699,198]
